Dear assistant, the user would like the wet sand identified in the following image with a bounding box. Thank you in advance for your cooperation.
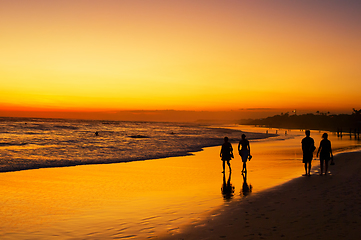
[1,128,360,239]
[0,134,306,239]
[161,151,361,240]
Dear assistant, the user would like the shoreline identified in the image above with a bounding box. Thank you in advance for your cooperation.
[0,125,274,173]
[160,150,361,239]
[1,129,360,239]
[0,131,304,239]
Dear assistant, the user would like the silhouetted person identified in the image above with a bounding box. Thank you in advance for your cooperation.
[95,131,99,136]
[221,171,234,200]
[220,137,233,173]
[316,133,333,175]
[238,134,251,173]
[301,130,315,176]
[240,171,252,197]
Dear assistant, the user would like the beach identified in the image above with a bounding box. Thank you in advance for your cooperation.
[161,151,361,240]
[1,126,360,239]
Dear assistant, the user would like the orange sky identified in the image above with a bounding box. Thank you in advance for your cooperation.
[1,0,360,120]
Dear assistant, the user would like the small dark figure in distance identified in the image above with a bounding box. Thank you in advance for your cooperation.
[220,137,233,173]
[301,130,316,176]
[317,133,333,175]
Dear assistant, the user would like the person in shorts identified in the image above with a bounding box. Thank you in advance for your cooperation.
[302,130,315,176]
[220,137,233,173]
[238,134,251,173]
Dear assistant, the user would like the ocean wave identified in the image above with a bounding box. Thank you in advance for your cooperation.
[0,118,270,173]
[129,135,150,138]
[54,125,79,130]
[0,142,28,147]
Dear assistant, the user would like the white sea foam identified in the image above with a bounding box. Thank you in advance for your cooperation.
[0,118,268,172]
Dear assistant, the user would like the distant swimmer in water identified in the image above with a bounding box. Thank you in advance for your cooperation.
[220,137,233,173]
[316,133,333,175]
[95,131,99,136]
[238,134,251,173]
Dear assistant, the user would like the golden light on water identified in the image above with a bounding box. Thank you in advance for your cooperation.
[0,137,304,238]
[1,125,360,238]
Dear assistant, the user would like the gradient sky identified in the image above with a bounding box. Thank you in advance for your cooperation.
[1,0,360,117]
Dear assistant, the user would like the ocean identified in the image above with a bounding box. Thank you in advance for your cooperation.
[0,117,268,172]
[1,119,361,239]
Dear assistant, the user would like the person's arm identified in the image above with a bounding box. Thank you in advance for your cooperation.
[220,146,223,158]
[316,144,321,158]
[330,142,333,159]
[248,141,250,155]
[237,141,241,152]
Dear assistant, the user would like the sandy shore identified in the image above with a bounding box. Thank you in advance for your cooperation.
[1,130,360,239]
[161,151,361,240]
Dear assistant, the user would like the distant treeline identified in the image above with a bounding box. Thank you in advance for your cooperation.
[241,109,361,132]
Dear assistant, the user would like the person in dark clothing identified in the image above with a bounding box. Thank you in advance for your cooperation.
[317,133,333,175]
[238,134,251,173]
[220,137,233,173]
[301,130,315,176]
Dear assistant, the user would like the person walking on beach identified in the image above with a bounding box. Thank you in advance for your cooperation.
[316,133,333,175]
[220,137,233,173]
[301,130,316,176]
[238,134,251,173]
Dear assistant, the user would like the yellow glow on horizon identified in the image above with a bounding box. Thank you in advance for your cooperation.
[1,1,361,116]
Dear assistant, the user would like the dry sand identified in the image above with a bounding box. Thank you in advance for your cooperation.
[161,151,361,240]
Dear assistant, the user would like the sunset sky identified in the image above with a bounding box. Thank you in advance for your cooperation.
[1,0,360,120]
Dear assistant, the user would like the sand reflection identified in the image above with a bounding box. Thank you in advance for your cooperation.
[1,126,360,239]
[240,172,253,197]
[221,171,234,201]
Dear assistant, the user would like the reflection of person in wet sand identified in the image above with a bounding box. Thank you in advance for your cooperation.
[238,134,251,173]
[220,137,233,173]
[301,130,316,176]
[221,171,234,200]
[241,171,252,197]
[317,133,333,176]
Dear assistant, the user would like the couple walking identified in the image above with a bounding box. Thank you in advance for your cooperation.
[220,134,251,173]
[302,130,333,176]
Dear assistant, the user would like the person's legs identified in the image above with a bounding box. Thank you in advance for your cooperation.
[303,162,311,175]
[325,159,329,175]
[242,162,247,173]
[226,160,231,172]
[222,161,225,173]
[320,159,324,175]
